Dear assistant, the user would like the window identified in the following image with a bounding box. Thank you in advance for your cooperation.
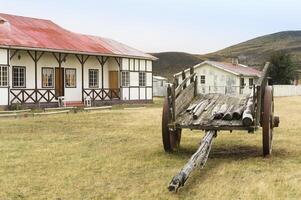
[121,71,130,87]
[249,78,254,86]
[89,69,99,88]
[12,66,26,88]
[42,68,54,88]
[240,78,245,87]
[200,75,206,84]
[0,66,8,87]
[139,72,146,86]
[65,69,76,88]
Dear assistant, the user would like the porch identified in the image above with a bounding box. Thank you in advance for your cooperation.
[8,49,122,107]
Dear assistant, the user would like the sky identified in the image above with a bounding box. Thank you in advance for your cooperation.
[0,0,301,54]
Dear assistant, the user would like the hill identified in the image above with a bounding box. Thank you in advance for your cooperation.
[151,52,202,80]
[199,31,301,67]
[152,31,301,80]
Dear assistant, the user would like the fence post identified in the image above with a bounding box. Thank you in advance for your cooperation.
[182,70,186,89]
[190,67,194,83]
[194,76,198,97]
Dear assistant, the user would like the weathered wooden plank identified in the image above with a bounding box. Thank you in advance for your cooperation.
[0,109,31,114]
[256,62,270,87]
[175,93,250,129]
[168,130,216,192]
[175,83,195,117]
[34,110,70,116]
[222,105,234,120]
[193,100,209,119]
[214,104,228,119]
[175,73,196,97]
[44,107,75,111]
[242,93,254,126]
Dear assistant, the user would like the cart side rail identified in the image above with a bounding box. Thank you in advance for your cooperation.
[254,62,270,127]
[167,67,198,123]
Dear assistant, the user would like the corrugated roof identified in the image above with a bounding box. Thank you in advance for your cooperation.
[0,13,156,60]
[174,61,262,77]
[206,61,262,77]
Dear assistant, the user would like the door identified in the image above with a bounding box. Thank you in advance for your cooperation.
[55,68,65,97]
[109,71,119,99]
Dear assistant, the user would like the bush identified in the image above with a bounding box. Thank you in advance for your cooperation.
[9,102,25,111]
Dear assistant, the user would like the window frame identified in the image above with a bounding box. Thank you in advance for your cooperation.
[12,66,26,88]
[65,68,77,88]
[139,72,146,87]
[41,67,54,88]
[88,69,99,88]
[200,75,206,84]
[0,65,8,87]
[240,77,245,87]
[249,78,254,86]
[121,71,130,87]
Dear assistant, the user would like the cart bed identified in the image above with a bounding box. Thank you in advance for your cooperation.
[175,93,253,130]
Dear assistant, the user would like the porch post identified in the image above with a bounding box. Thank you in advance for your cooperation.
[7,49,10,105]
[96,56,109,100]
[75,54,89,102]
[27,51,44,103]
[81,55,84,102]
[114,57,122,100]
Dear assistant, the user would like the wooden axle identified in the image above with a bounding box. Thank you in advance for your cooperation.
[168,130,217,192]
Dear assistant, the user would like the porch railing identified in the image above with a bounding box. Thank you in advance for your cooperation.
[83,88,120,101]
[10,89,57,104]
[198,85,254,95]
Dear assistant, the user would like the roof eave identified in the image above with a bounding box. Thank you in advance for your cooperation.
[0,45,157,61]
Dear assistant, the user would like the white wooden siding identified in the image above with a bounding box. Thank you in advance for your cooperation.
[0,88,8,105]
[0,49,8,65]
[122,58,129,71]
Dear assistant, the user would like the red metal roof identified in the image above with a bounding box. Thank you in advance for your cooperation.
[206,61,262,77]
[0,13,156,60]
[174,61,262,77]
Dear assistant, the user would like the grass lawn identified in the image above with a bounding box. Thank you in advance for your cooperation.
[0,97,300,199]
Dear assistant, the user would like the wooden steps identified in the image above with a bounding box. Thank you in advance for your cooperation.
[64,101,84,107]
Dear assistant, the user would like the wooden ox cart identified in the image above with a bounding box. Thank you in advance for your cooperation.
[162,62,280,192]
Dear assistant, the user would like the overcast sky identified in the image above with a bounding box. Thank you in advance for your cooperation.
[0,0,300,54]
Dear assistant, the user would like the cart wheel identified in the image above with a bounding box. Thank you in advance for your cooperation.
[162,97,182,152]
[262,86,274,157]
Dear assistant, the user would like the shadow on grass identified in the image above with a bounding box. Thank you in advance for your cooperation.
[168,144,289,160]
[161,144,290,194]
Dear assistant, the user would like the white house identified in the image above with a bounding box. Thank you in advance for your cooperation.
[0,13,157,108]
[153,76,168,96]
[174,60,262,95]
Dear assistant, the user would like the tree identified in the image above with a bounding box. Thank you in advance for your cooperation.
[269,52,297,84]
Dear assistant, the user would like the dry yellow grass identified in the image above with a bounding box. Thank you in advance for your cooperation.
[0,97,300,199]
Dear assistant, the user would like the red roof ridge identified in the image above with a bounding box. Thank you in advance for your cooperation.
[0,12,53,23]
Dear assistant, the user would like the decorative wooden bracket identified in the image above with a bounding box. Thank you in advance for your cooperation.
[10,49,19,60]
[53,52,69,64]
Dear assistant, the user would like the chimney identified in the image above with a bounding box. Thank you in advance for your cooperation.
[231,58,239,65]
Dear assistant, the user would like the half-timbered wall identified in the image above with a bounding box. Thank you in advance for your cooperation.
[62,54,82,101]
[121,58,152,100]
[0,48,9,105]
[0,48,153,106]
